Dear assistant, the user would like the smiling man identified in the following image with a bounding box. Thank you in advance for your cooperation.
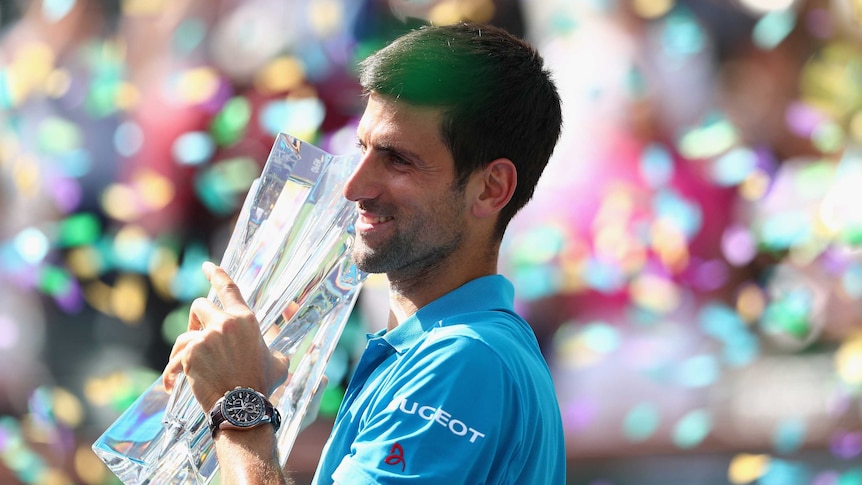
[165,22,565,484]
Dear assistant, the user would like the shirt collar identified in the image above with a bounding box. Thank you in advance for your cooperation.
[373,274,515,354]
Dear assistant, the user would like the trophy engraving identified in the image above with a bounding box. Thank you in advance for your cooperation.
[92,134,365,484]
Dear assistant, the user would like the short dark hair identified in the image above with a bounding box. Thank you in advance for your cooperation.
[358,22,562,240]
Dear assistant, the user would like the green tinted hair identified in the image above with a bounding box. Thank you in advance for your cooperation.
[358,22,563,239]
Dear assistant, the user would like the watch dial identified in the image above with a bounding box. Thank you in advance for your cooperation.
[222,389,265,427]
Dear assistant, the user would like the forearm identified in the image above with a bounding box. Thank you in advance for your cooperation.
[214,426,292,485]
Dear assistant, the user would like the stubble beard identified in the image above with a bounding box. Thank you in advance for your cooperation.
[351,191,466,279]
[352,230,462,278]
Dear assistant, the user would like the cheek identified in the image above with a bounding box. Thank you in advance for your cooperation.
[389,177,465,219]
[432,190,469,223]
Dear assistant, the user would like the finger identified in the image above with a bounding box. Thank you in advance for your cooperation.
[202,262,250,314]
[163,364,178,392]
[168,331,199,362]
[163,352,184,392]
[188,296,222,331]
[163,332,200,391]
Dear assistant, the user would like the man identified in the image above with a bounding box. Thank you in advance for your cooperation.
[165,22,564,484]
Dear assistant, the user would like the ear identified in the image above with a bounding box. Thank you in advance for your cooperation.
[470,158,517,219]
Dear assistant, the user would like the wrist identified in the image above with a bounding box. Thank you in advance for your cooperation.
[213,421,278,441]
[212,422,289,485]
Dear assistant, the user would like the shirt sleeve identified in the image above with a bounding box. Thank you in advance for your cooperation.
[331,332,519,485]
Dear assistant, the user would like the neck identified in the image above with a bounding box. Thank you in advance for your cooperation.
[384,243,499,331]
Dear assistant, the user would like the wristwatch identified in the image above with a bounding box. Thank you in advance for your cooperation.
[208,387,282,439]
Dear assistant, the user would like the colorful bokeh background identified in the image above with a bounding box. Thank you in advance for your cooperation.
[2,0,862,483]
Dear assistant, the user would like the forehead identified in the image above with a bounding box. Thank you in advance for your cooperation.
[357,93,445,147]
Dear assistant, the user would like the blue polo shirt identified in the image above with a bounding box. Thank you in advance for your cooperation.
[311,275,565,484]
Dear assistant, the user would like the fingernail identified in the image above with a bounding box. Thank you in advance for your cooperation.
[202,261,216,273]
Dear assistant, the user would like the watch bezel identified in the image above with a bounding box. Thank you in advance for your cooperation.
[220,387,267,428]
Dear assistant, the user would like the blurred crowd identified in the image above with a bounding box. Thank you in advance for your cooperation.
[2,0,862,484]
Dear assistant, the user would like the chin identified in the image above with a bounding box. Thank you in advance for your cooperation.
[351,251,393,275]
[353,256,382,274]
[350,247,375,272]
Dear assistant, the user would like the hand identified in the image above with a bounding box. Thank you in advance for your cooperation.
[163,262,290,410]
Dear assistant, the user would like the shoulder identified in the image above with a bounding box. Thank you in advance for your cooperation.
[419,310,542,367]
[391,311,553,406]
[381,312,535,394]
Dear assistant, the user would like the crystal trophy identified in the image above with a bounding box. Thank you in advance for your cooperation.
[92,134,366,484]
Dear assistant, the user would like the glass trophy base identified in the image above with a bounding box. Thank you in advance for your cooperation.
[91,380,215,484]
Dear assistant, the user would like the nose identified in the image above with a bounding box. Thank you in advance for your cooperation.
[343,152,379,202]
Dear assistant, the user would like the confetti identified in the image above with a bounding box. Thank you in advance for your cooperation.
[753,9,797,50]
[172,18,207,55]
[211,96,251,146]
[631,0,675,19]
[711,147,758,187]
[58,212,101,247]
[675,354,720,388]
[759,458,812,485]
[659,6,706,58]
[638,143,674,188]
[729,454,771,484]
[834,336,862,386]
[13,227,50,265]
[194,156,258,215]
[171,131,215,166]
[622,402,660,442]
[113,121,144,157]
[671,409,711,449]
[259,97,327,140]
[773,417,807,454]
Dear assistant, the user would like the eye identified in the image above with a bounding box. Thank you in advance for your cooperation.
[355,141,366,153]
[388,153,410,166]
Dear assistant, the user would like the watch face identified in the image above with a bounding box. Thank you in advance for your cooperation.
[221,388,266,427]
